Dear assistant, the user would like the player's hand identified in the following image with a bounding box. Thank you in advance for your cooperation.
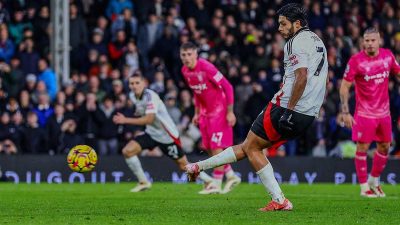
[226,111,236,127]
[192,113,199,126]
[340,112,355,128]
[279,109,295,132]
[113,112,126,124]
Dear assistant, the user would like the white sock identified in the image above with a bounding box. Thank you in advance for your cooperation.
[257,163,285,204]
[214,179,222,188]
[198,171,214,183]
[360,183,369,192]
[197,147,237,171]
[225,169,236,179]
[368,176,379,187]
[125,156,148,183]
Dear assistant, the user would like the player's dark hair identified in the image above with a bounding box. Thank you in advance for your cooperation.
[180,42,198,51]
[364,27,379,35]
[130,70,144,79]
[277,3,308,26]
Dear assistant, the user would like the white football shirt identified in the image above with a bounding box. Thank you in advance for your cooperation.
[129,89,179,144]
[271,27,328,117]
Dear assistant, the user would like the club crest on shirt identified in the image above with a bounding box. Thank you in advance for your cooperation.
[383,62,388,69]
[289,54,299,66]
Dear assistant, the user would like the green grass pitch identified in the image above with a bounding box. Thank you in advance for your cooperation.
[0,183,398,225]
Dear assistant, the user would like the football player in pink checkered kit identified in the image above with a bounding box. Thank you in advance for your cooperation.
[180,42,241,194]
[340,27,400,198]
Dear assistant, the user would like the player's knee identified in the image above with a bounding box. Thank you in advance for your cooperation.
[356,143,369,152]
[178,162,186,171]
[377,143,390,154]
[122,142,141,157]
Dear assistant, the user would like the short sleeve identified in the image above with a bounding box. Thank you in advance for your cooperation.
[390,51,400,75]
[343,56,358,82]
[144,92,157,114]
[204,61,223,85]
[289,39,309,71]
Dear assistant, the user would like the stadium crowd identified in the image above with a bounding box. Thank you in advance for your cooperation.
[0,0,399,157]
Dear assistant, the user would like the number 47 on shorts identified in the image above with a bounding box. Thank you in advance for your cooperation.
[211,132,223,145]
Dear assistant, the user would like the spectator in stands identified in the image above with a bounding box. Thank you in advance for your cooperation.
[86,28,108,56]
[58,119,84,154]
[0,1,10,24]
[46,104,68,153]
[76,92,102,150]
[137,13,163,66]
[111,8,138,40]
[0,24,14,63]
[106,0,133,20]
[33,92,53,128]
[17,37,39,75]
[88,74,106,102]
[0,112,18,154]
[108,29,127,66]
[2,57,22,97]
[8,8,33,45]
[21,111,48,154]
[110,79,125,100]
[70,3,88,70]
[97,95,119,155]
[122,39,141,75]
[37,58,57,101]
[18,90,32,117]
[33,5,50,55]
[149,71,165,96]
[165,92,181,124]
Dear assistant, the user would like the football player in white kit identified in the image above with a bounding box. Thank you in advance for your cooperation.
[185,3,328,211]
[113,72,214,192]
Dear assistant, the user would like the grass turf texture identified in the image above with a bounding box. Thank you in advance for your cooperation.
[0,183,398,225]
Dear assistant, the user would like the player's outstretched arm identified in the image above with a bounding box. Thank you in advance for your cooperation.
[339,79,355,128]
[112,112,155,126]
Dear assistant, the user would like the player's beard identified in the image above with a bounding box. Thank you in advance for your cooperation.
[366,47,378,56]
[285,25,295,40]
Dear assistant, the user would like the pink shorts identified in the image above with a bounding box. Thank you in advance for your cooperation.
[352,115,392,143]
[199,115,233,150]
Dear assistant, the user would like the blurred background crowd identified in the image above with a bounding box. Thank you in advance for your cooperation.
[0,0,400,157]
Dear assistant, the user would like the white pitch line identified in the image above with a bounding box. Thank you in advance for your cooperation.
[286,193,399,199]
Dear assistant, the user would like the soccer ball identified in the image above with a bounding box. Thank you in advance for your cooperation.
[67,145,97,172]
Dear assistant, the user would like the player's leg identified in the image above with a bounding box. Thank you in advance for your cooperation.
[123,134,154,192]
[352,115,378,197]
[159,141,214,185]
[174,155,214,184]
[242,131,292,211]
[354,142,377,197]
[186,131,292,211]
[204,148,225,193]
[368,116,392,197]
[213,118,242,194]
[368,142,389,197]
[196,116,224,194]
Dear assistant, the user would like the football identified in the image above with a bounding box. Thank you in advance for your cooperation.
[67,145,98,173]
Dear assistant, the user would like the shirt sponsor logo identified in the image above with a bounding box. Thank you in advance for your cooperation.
[190,83,207,93]
[363,71,389,84]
